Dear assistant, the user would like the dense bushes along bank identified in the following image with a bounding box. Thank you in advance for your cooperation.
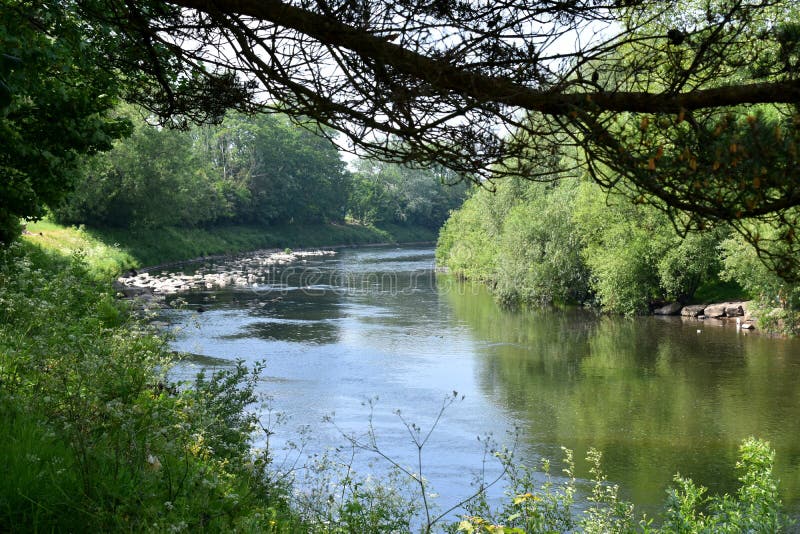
[437,177,800,335]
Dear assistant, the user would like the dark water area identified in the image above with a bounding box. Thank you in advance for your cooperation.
[160,246,800,521]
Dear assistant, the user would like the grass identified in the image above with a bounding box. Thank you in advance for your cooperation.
[0,240,304,532]
[0,402,86,532]
[23,220,138,279]
[24,220,438,273]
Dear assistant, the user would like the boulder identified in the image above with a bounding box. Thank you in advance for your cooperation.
[122,286,153,298]
[654,302,683,315]
[681,304,706,317]
[724,304,744,317]
[704,303,727,318]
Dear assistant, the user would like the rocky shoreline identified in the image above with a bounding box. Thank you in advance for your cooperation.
[653,300,756,330]
[114,249,761,333]
[113,248,336,310]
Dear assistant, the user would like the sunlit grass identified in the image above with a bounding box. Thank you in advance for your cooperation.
[23,220,138,279]
[22,219,434,272]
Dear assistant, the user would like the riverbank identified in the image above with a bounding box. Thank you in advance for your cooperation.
[653,300,757,331]
[23,219,437,274]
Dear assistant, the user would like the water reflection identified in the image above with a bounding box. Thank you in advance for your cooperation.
[443,282,800,515]
[226,320,341,345]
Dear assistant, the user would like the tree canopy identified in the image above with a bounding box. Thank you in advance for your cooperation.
[5,0,800,274]
[0,0,130,243]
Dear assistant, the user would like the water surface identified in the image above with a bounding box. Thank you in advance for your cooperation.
[162,246,800,520]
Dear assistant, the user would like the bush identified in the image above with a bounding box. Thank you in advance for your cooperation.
[438,178,724,315]
[720,229,800,335]
[494,180,590,307]
[449,438,785,533]
[0,242,299,531]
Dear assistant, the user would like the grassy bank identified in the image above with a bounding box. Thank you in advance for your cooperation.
[24,220,438,273]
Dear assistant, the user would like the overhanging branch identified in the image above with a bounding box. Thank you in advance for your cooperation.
[170,0,800,115]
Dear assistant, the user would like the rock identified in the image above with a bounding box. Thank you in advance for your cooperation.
[654,302,683,315]
[681,304,706,317]
[704,303,727,318]
[122,286,153,298]
[741,323,755,330]
[724,304,744,317]
[653,302,683,315]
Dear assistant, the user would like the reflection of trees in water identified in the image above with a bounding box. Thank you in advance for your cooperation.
[225,290,345,344]
[225,320,341,345]
[443,283,800,513]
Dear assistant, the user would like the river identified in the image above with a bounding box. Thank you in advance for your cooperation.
[160,245,800,522]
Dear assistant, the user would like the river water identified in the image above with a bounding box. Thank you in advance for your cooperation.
[161,245,800,521]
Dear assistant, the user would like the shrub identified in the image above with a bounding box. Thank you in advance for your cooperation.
[0,242,299,531]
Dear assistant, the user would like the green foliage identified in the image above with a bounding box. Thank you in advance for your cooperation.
[0,0,131,244]
[55,108,227,228]
[572,182,676,315]
[0,402,86,531]
[494,179,590,307]
[294,454,420,533]
[349,159,469,229]
[25,217,436,275]
[22,220,138,280]
[656,232,723,303]
[438,178,724,315]
[436,182,517,283]
[0,242,299,531]
[453,447,577,533]
[55,111,351,229]
[450,439,785,533]
[720,228,800,334]
[691,278,749,305]
[214,114,350,225]
[581,448,640,533]
[662,438,783,533]
[71,222,394,266]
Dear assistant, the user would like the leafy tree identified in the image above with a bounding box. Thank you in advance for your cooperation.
[56,111,352,228]
[436,181,521,283]
[208,114,350,225]
[720,225,800,334]
[572,181,726,315]
[349,159,468,229]
[494,179,591,307]
[55,108,228,228]
[0,0,130,243]
[657,230,723,303]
